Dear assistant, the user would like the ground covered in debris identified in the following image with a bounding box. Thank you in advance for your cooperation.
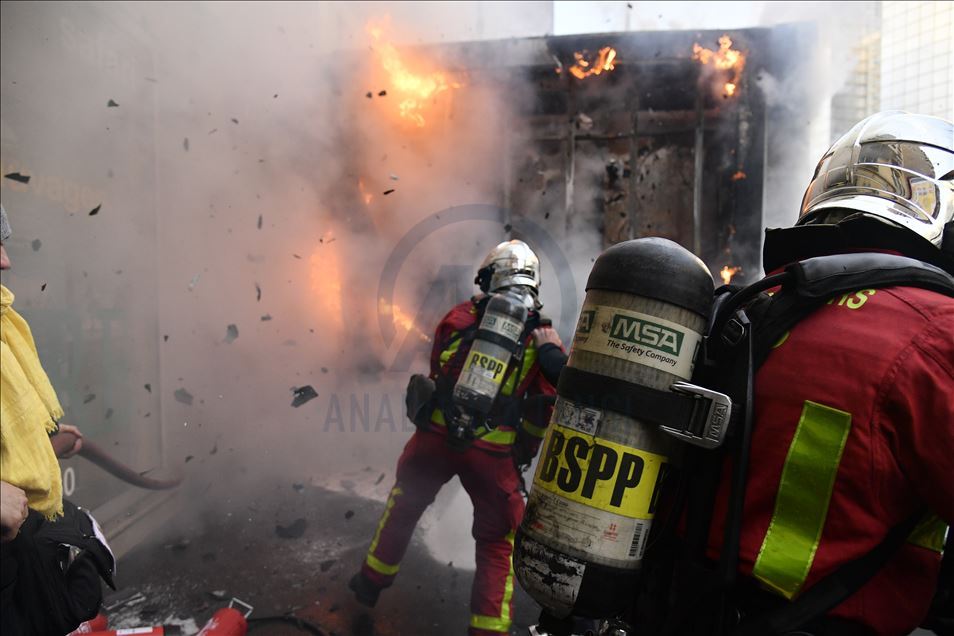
[109,471,539,635]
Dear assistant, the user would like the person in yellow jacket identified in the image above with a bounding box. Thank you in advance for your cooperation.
[0,203,83,633]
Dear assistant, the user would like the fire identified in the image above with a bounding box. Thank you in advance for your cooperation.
[731,170,747,181]
[692,35,746,97]
[367,22,461,127]
[358,179,373,205]
[378,298,432,343]
[720,265,742,285]
[309,233,344,333]
[566,47,618,80]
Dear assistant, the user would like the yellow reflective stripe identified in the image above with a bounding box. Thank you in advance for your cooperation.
[439,331,462,370]
[365,553,400,576]
[908,513,948,553]
[521,418,548,439]
[365,486,403,576]
[469,532,515,633]
[479,428,517,445]
[752,401,851,599]
[501,344,538,397]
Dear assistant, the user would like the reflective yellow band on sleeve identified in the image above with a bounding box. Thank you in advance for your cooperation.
[521,418,548,439]
[908,514,948,553]
[752,401,852,599]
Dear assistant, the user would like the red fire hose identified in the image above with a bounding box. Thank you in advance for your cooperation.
[51,431,182,490]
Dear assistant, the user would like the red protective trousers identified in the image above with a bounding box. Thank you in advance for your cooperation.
[361,429,525,635]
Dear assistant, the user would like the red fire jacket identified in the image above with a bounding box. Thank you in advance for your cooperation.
[706,281,954,635]
[425,297,557,455]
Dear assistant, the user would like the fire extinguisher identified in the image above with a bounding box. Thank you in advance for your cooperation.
[447,288,530,449]
[196,598,252,636]
[68,613,108,634]
[514,238,729,620]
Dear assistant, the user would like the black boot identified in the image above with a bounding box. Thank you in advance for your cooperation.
[349,572,382,608]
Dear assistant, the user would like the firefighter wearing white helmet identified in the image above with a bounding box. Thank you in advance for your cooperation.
[350,238,565,636]
[643,111,954,635]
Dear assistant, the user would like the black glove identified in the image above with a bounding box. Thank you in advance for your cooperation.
[405,374,436,430]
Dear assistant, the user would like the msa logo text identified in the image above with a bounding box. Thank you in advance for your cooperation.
[609,314,683,356]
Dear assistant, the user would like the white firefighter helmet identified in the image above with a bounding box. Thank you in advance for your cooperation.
[798,110,954,250]
[476,239,542,296]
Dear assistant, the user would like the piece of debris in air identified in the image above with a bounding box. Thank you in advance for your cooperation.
[389,173,399,181]
[291,385,318,408]
[225,324,239,343]
[174,388,194,406]
[145,383,152,393]
[185,455,194,463]
[292,483,305,493]
[31,239,41,251]
[378,90,387,97]
[257,214,263,229]
[105,408,113,419]
[383,189,395,196]
[209,590,228,601]
[255,283,262,302]
[188,273,201,291]
[40,283,47,291]
[365,92,373,99]
[88,204,102,216]
[261,314,272,321]
[344,510,354,520]
[83,393,96,404]
[107,99,119,107]
[231,118,239,124]
[275,518,307,539]
[183,138,190,151]
[4,172,31,184]
[375,473,385,485]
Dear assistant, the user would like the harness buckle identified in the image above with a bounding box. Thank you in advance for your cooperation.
[661,382,732,449]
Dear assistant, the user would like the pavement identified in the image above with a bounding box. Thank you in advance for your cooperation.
[106,469,541,635]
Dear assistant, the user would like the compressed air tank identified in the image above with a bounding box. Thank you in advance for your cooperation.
[453,290,528,415]
[514,238,714,619]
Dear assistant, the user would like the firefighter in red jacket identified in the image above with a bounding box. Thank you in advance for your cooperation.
[702,111,954,635]
[350,240,565,636]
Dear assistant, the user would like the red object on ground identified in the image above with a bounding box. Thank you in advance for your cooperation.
[68,613,108,634]
[196,608,248,636]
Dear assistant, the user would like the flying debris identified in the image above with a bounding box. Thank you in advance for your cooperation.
[89,204,102,216]
[231,118,239,124]
[107,99,119,107]
[383,189,395,195]
[83,393,96,404]
[183,138,190,151]
[255,283,262,301]
[188,274,201,291]
[224,324,239,343]
[291,385,318,408]
[344,510,355,520]
[174,388,194,406]
[105,408,114,419]
[185,455,194,463]
[378,90,387,97]
[261,314,272,321]
[257,214,263,229]
[3,172,31,184]
[145,383,152,393]
[275,518,307,539]
[40,283,47,291]
[366,92,373,99]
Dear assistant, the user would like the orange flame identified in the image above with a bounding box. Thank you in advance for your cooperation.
[309,233,344,333]
[358,179,374,205]
[720,265,742,285]
[566,47,617,80]
[367,22,461,127]
[731,170,747,181]
[693,35,746,97]
[378,299,432,343]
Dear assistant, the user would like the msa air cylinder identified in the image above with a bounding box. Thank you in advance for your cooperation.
[449,290,529,443]
[514,238,714,619]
